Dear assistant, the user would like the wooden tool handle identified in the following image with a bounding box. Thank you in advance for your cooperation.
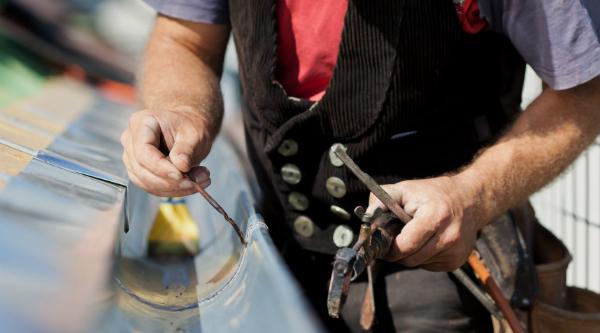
[467,252,525,333]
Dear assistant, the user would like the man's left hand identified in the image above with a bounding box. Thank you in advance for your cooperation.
[367,175,485,272]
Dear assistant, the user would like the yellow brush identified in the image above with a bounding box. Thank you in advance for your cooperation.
[147,197,200,257]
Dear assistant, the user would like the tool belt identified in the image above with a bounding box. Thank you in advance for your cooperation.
[328,200,600,332]
[481,202,600,333]
[528,219,600,332]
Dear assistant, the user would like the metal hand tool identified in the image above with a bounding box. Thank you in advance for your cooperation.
[327,208,401,319]
[159,141,246,245]
[187,174,247,245]
[327,144,524,333]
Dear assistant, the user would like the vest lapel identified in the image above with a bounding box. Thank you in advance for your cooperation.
[320,0,406,140]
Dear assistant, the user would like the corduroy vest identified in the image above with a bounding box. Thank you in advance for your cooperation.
[229,0,525,254]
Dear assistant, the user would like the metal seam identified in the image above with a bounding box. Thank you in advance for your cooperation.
[0,138,38,156]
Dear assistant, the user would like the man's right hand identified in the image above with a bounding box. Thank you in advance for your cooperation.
[121,107,213,197]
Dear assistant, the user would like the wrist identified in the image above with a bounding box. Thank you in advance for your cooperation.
[450,169,494,230]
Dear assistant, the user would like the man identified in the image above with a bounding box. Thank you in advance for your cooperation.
[121,0,600,331]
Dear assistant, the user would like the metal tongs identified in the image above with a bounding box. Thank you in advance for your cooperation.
[327,205,401,325]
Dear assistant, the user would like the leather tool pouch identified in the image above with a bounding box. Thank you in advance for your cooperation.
[476,202,538,310]
[529,221,600,332]
[478,201,600,332]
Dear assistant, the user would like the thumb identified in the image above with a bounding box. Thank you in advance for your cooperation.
[168,126,208,172]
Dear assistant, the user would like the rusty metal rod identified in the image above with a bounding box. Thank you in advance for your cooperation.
[334,146,412,223]
[188,175,247,245]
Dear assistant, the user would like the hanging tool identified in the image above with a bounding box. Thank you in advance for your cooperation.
[327,144,524,333]
[327,207,401,320]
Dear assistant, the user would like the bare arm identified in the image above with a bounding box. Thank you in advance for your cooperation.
[121,15,230,196]
[459,77,600,224]
[369,76,600,271]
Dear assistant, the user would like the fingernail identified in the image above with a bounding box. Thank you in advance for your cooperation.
[195,171,209,183]
[199,178,211,189]
[179,180,194,189]
[168,172,181,181]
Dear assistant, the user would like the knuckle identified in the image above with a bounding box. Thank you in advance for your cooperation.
[187,126,202,141]
[437,202,453,221]
[122,153,129,168]
[120,131,128,146]
[444,228,461,246]
[141,113,157,126]
[400,239,420,255]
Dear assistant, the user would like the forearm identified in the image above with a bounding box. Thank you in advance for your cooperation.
[140,15,229,139]
[456,77,600,227]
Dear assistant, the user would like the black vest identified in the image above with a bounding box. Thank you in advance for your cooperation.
[229,0,525,254]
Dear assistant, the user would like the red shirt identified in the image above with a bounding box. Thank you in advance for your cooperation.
[275,0,347,101]
[274,0,486,102]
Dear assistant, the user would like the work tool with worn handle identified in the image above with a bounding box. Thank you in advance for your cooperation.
[327,144,524,333]
[327,207,401,323]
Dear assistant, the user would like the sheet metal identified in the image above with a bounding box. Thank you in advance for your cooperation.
[0,77,322,333]
[38,97,131,185]
[109,130,322,332]
[0,158,125,333]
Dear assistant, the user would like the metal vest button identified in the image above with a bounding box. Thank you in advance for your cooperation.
[277,139,299,157]
[288,192,309,211]
[281,164,301,185]
[326,176,347,198]
[329,143,347,167]
[333,225,354,247]
[330,205,351,220]
[293,216,315,238]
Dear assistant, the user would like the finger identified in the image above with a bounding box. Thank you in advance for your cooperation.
[419,262,448,272]
[120,129,129,149]
[385,211,437,261]
[124,139,204,197]
[125,147,210,196]
[169,125,208,173]
[151,178,211,197]
[403,200,419,217]
[421,244,470,272]
[420,256,466,272]
[123,151,137,183]
[131,115,183,180]
[188,166,211,184]
[397,233,441,267]
[130,146,195,194]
